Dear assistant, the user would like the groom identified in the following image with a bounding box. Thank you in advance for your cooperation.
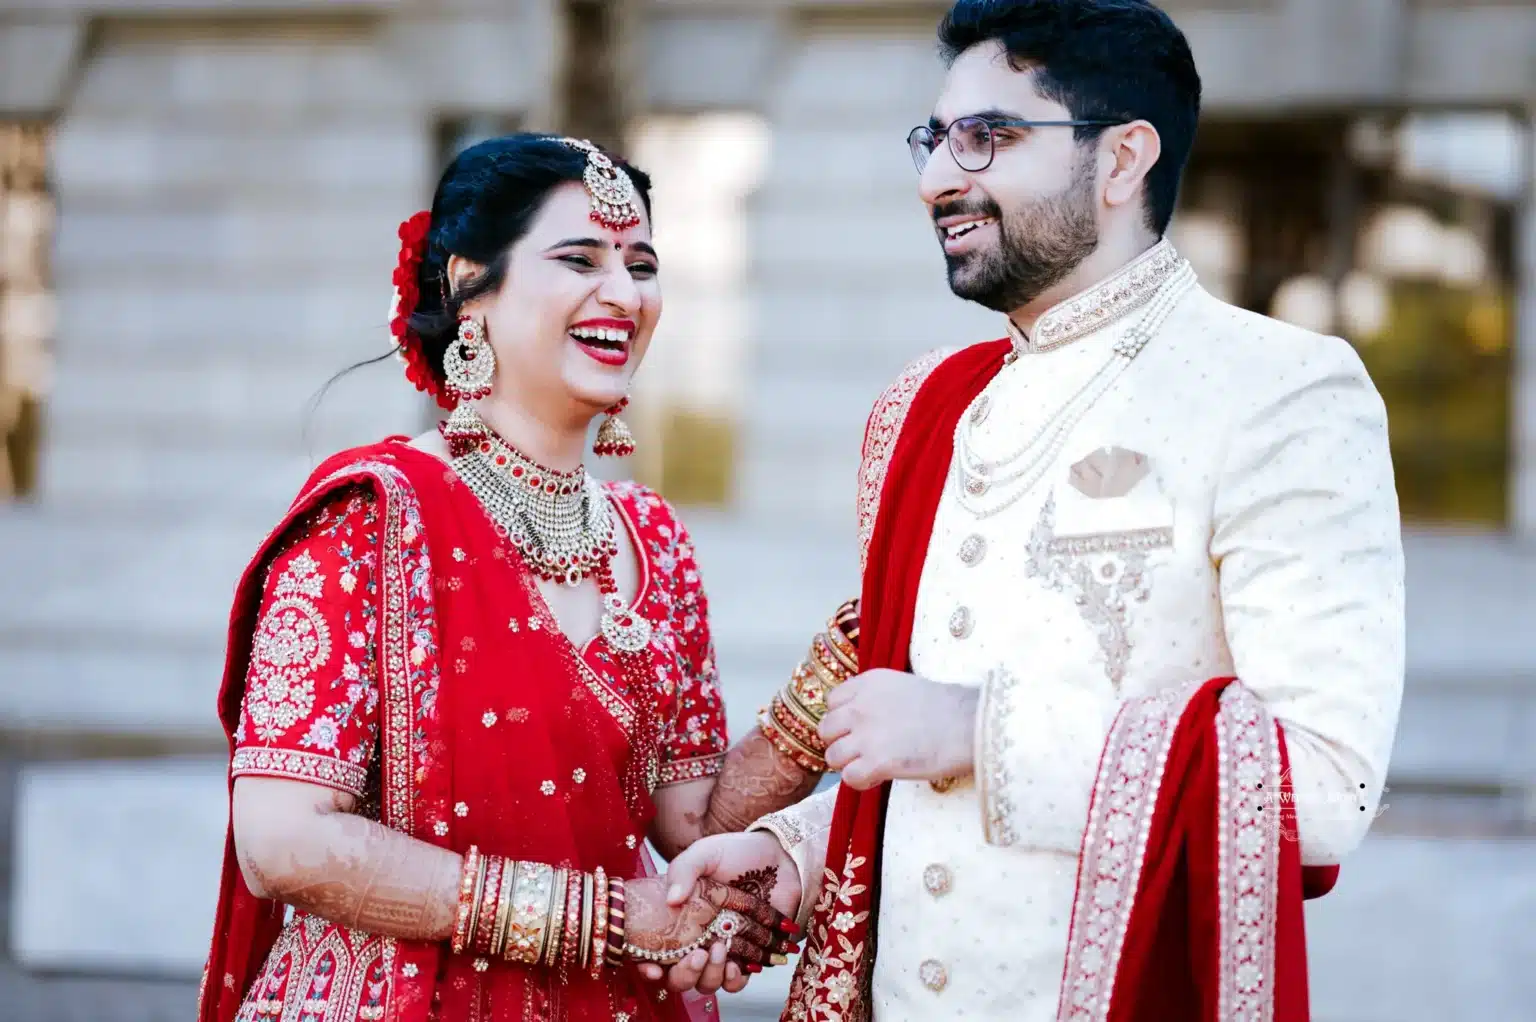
[663,1,1405,1020]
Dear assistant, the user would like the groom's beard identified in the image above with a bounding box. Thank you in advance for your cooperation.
[940,161,1100,313]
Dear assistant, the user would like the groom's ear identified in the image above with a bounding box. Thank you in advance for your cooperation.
[1101,120,1161,215]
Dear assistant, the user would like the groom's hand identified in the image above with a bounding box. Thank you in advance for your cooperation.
[636,833,802,994]
[820,668,978,790]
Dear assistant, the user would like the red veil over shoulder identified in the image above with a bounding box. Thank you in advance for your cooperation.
[199,441,696,1022]
[782,341,1338,1022]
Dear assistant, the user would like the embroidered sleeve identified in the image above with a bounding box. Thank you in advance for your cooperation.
[856,348,956,572]
[749,786,837,927]
[231,486,382,798]
[1211,334,1404,865]
[973,667,1119,850]
[655,508,728,787]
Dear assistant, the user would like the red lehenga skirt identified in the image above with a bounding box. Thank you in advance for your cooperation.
[200,440,725,1022]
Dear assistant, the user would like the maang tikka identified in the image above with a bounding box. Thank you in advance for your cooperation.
[560,138,642,231]
[593,397,636,459]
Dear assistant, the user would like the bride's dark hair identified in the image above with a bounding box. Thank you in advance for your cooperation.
[404,134,655,395]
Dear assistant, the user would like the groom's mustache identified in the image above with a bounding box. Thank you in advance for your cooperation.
[932,199,1003,226]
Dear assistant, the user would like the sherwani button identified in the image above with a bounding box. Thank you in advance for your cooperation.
[970,395,991,425]
[948,606,973,638]
[919,959,948,992]
[958,534,987,566]
[922,863,953,897]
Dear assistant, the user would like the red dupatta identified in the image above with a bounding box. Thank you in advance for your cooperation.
[782,341,1336,1022]
[200,440,689,1022]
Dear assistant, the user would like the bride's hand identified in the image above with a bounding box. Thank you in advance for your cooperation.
[624,876,798,990]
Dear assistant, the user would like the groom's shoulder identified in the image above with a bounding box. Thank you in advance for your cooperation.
[859,346,960,453]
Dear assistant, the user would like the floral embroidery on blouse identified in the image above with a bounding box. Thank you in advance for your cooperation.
[231,480,728,798]
[232,486,382,798]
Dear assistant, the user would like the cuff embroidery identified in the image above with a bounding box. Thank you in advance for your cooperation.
[976,667,1021,847]
[232,747,369,797]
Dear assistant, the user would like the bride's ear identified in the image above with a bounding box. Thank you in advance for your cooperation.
[446,254,488,299]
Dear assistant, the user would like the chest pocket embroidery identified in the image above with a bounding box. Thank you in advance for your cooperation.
[1024,493,1173,690]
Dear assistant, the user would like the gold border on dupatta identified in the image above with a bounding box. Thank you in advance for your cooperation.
[298,459,421,1016]
[1214,685,1281,1022]
[1056,680,1202,1022]
[855,348,955,573]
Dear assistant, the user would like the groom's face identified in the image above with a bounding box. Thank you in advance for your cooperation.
[919,41,1101,312]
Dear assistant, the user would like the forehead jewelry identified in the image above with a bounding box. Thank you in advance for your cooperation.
[560,137,642,231]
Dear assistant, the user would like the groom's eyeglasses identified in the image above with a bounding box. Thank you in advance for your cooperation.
[907,116,1119,173]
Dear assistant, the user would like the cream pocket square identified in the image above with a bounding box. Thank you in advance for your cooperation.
[1068,446,1150,499]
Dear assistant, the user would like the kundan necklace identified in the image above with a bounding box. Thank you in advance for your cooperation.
[444,406,653,653]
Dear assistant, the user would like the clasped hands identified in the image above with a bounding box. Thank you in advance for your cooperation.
[644,669,978,994]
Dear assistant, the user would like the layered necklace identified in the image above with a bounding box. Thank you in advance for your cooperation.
[953,257,1196,519]
[446,406,652,653]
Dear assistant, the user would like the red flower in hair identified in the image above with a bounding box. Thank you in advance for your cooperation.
[389,210,454,409]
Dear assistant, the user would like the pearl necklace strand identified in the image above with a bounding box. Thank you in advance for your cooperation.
[953,262,1195,520]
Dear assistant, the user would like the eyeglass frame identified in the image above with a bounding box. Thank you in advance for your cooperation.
[907,115,1121,174]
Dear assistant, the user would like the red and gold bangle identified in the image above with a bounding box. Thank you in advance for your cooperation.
[558,868,583,980]
[451,846,482,954]
[604,877,627,969]
[810,632,855,686]
[759,711,828,773]
[772,691,826,748]
[589,866,609,979]
[472,856,506,955]
[491,859,516,959]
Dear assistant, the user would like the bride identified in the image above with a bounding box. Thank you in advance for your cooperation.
[197,133,804,1022]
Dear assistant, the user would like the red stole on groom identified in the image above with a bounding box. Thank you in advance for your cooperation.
[780,339,1337,1022]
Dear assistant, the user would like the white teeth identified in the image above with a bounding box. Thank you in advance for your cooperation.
[945,218,994,239]
[570,326,631,345]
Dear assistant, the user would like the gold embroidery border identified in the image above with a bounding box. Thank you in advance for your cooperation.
[1057,680,1202,1022]
[1025,240,1184,354]
[1215,685,1281,1022]
[856,348,955,573]
[656,751,725,787]
[976,667,1020,847]
[231,747,369,798]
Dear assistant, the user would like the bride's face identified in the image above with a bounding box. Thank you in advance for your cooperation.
[467,181,661,415]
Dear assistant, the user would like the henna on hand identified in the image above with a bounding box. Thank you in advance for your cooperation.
[623,876,788,963]
[702,729,822,836]
[234,778,462,942]
[245,811,462,940]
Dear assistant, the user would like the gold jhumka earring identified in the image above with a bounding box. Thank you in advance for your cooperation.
[593,397,635,459]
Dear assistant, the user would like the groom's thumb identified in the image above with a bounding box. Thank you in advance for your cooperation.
[665,842,721,905]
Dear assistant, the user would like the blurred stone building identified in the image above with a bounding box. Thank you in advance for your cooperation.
[0,1,1533,1019]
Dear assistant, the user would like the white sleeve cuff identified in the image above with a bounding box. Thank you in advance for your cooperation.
[749,787,838,928]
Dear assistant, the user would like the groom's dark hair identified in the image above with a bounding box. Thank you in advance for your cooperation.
[938,0,1201,236]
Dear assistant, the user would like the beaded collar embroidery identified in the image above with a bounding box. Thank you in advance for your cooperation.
[1008,240,1186,356]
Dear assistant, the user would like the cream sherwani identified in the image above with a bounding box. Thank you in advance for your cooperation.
[755,241,1404,1021]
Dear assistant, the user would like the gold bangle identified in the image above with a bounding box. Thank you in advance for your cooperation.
[491,858,516,959]
[541,868,566,968]
[579,872,595,971]
[505,861,553,965]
